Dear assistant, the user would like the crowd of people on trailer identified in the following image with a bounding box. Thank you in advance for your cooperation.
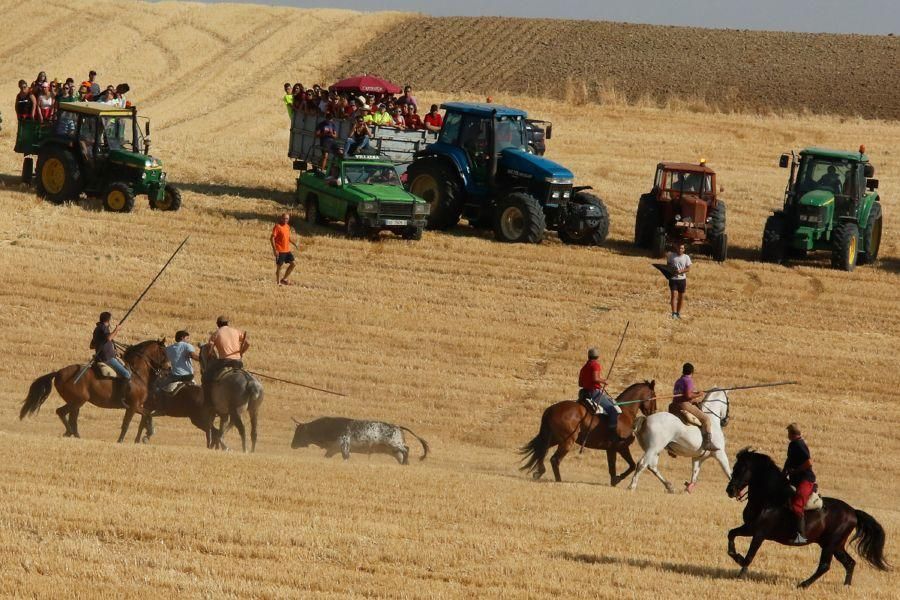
[14,70,130,123]
[282,82,444,133]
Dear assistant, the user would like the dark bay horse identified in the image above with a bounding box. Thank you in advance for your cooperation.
[137,382,216,447]
[199,344,264,452]
[520,381,657,485]
[19,339,170,443]
[725,448,889,588]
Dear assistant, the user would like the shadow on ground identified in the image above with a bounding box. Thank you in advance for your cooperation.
[177,181,294,205]
[558,551,779,584]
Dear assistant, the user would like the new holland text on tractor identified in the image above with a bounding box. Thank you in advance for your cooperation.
[15,101,180,212]
[761,146,881,271]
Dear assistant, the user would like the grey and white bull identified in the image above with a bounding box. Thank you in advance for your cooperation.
[290,416,429,464]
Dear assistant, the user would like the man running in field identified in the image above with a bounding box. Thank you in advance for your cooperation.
[271,212,297,286]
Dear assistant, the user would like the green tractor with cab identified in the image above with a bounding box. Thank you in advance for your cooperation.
[761,146,882,271]
[15,101,180,212]
[296,153,428,240]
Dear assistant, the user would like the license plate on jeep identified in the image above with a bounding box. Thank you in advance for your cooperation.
[384,219,408,226]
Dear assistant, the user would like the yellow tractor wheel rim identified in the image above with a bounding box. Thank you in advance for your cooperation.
[107,190,127,211]
[41,158,66,194]
[410,174,439,213]
[848,235,857,264]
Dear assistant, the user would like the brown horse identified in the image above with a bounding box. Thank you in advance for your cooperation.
[20,339,170,443]
[520,381,657,485]
[137,382,217,447]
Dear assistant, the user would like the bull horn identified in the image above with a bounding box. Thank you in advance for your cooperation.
[292,417,302,425]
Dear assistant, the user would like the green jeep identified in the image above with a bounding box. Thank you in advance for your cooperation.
[761,146,882,271]
[15,101,180,212]
[296,154,428,240]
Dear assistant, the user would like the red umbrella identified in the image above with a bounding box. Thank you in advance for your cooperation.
[329,74,402,95]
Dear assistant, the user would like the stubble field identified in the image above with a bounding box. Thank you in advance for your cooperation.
[0,1,898,598]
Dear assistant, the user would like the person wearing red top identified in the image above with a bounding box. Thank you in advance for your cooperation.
[578,348,621,440]
[423,104,443,132]
[270,212,298,286]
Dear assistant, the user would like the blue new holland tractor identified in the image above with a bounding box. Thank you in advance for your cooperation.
[407,102,609,244]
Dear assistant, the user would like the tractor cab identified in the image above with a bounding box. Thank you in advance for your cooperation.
[652,162,717,232]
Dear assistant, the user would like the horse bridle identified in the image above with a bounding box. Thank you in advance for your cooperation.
[701,391,730,427]
[123,344,169,386]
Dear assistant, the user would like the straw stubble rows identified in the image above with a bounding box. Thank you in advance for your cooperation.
[0,1,898,597]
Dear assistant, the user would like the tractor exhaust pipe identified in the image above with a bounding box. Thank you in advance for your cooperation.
[488,108,498,192]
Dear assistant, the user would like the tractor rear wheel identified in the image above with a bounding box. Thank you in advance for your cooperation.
[858,202,882,265]
[634,193,659,248]
[494,192,546,243]
[407,158,462,230]
[831,222,859,272]
[150,185,181,211]
[22,157,34,184]
[650,227,667,258]
[102,182,136,213]
[711,232,728,262]
[761,213,789,264]
[708,200,726,237]
[35,147,81,204]
[558,191,609,246]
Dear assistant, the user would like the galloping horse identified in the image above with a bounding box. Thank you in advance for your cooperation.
[20,339,170,443]
[628,390,732,493]
[137,382,214,447]
[725,448,889,588]
[199,344,264,452]
[520,381,657,485]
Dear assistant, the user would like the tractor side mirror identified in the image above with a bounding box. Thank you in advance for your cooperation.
[779,154,790,168]
[545,124,552,140]
[864,164,875,178]
[867,178,879,190]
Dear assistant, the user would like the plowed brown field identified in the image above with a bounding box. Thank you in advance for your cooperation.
[335,17,900,119]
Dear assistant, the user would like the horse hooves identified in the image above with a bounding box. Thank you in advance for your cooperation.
[665,486,676,494]
[738,568,749,580]
[141,436,151,444]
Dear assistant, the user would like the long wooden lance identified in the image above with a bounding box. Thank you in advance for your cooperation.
[246,370,348,398]
[580,321,630,454]
[615,380,799,406]
[73,236,189,383]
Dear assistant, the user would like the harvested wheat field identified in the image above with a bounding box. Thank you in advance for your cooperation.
[0,0,899,598]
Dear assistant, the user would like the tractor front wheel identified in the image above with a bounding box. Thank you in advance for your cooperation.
[831,222,860,272]
[761,213,789,264]
[401,225,423,241]
[493,192,546,243]
[407,158,463,230]
[102,182,136,213]
[150,185,181,211]
[36,147,81,204]
[650,227,667,258]
[558,191,609,246]
[22,157,34,184]
[858,202,882,265]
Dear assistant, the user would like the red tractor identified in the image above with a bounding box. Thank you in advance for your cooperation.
[634,160,727,261]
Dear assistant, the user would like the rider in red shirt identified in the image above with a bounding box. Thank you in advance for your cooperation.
[578,348,621,440]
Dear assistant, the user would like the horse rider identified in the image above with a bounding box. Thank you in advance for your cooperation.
[91,311,131,408]
[202,316,249,403]
[578,348,621,441]
[672,362,719,452]
[164,330,200,387]
[783,422,816,544]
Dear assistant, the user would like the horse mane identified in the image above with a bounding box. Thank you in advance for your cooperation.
[620,380,655,394]
[123,339,163,360]
[736,447,782,474]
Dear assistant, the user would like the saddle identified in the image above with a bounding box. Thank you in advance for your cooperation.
[92,362,121,379]
[791,484,824,511]
[578,396,622,416]
[669,402,702,427]
[159,380,192,395]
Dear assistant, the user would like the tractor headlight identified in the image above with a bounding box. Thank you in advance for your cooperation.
[551,191,561,199]
[359,201,377,213]
[413,203,428,215]
[145,159,153,168]
[562,191,571,199]
[547,177,574,186]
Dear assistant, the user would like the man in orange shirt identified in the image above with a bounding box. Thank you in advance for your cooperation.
[271,212,298,286]
[202,315,250,404]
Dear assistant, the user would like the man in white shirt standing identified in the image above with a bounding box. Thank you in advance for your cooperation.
[667,243,692,319]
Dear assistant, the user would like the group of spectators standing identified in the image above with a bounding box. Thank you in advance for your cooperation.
[14,70,130,123]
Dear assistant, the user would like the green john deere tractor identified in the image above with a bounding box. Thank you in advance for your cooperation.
[15,101,180,212]
[761,146,882,271]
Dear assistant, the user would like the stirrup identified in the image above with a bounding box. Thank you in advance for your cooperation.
[792,533,807,545]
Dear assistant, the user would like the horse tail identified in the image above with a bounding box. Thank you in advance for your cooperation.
[519,408,553,473]
[400,427,429,461]
[20,372,58,420]
[853,509,890,571]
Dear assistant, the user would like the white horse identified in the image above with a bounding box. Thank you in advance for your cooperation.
[627,389,732,493]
